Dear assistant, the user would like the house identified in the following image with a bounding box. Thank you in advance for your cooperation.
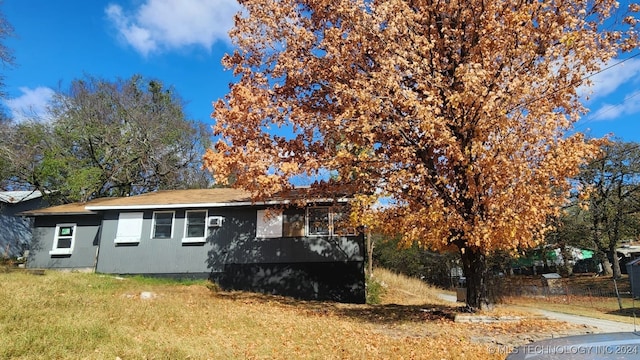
[0,190,47,259]
[617,243,640,274]
[511,245,596,275]
[626,257,640,299]
[21,188,366,303]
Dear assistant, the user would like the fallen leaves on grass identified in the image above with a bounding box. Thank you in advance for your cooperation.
[0,270,601,360]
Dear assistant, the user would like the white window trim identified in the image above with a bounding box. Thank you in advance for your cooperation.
[332,212,359,236]
[114,212,143,244]
[152,211,175,239]
[50,223,76,255]
[306,207,331,237]
[306,207,358,237]
[182,210,208,244]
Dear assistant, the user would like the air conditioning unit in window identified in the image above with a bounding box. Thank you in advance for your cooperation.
[208,216,224,227]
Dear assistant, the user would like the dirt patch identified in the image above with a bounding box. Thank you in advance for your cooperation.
[465,318,597,349]
[366,308,597,351]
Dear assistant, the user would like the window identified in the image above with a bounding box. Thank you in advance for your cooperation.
[114,212,143,244]
[307,207,330,236]
[307,207,358,237]
[283,209,305,237]
[153,211,174,239]
[256,209,283,238]
[254,206,359,239]
[183,210,207,243]
[50,224,76,255]
[332,211,358,236]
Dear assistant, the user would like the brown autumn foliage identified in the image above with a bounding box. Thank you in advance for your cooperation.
[205,0,640,309]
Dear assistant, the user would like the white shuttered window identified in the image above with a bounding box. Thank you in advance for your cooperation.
[256,209,283,238]
[114,212,143,244]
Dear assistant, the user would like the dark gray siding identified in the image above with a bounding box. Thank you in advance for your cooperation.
[0,198,47,258]
[96,207,363,273]
[96,206,365,303]
[95,208,242,275]
[27,215,101,270]
[207,209,363,268]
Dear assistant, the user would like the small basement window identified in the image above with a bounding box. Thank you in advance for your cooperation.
[50,224,76,255]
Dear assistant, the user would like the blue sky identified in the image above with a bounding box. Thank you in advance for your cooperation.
[2,0,239,127]
[2,0,639,142]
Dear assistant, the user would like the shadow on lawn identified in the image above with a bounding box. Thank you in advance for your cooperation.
[212,290,459,324]
[334,303,458,323]
[607,307,640,318]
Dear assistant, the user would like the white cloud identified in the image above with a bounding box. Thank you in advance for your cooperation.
[105,0,240,57]
[4,87,55,123]
[578,58,640,102]
[588,89,640,121]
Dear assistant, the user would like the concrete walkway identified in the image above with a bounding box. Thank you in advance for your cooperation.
[533,309,638,333]
[438,293,639,333]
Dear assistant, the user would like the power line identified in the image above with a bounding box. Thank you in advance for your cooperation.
[574,54,640,133]
[578,90,640,127]
[507,52,640,120]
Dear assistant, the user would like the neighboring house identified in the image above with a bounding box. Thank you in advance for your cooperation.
[0,191,47,259]
[615,242,640,274]
[21,188,365,303]
[511,245,596,275]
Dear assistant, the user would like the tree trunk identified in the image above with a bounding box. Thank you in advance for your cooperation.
[592,224,612,275]
[559,243,573,277]
[542,249,550,272]
[365,230,374,277]
[460,247,491,310]
[609,207,623,279]
[611,250,622,279]
[609,229,622,278]
[601,254,613,275]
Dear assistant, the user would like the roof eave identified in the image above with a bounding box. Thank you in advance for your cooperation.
[18,210,99,217]
[84,197,350,211]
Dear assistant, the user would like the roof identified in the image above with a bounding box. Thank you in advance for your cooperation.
[84,188,254,210]
[617,245,640,257]
[626,257,640,267]
[0,191,43,204]
[19,202,99,216]
[20,188,349,216]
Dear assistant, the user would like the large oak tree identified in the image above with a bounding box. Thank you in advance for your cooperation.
[205,0,639,308]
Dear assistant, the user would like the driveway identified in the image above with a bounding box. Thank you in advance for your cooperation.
[532,309,637,333]
[438,293,638,333]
